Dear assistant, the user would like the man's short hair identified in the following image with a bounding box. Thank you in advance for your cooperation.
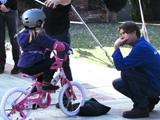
[119,21,140,38]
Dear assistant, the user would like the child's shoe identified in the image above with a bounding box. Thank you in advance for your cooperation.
[42,78,59,91]
[42,83,59,91]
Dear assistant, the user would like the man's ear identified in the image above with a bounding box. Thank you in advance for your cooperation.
[133,30,136,35]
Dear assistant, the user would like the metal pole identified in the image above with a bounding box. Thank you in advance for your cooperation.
[71,5,104,49]
[71,5,113,64]
[138,0,149,42]
[34,0,113,64]
[35,0,45,5]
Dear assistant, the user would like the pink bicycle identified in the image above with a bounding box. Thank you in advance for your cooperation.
[0,50,85,120]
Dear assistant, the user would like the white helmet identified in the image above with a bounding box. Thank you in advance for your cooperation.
[21,9,46,28]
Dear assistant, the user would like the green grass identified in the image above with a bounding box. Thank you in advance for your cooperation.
[70,22,160,68]
[6,22,160,69]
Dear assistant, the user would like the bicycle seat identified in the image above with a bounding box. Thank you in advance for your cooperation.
[23,72,44,80]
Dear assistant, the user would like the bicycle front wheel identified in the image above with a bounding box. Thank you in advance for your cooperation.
[59,81,85,116]
[0,87,32,120]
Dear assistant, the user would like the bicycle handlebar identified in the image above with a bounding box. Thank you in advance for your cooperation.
[52,50,67,62]
[46,49,68,70]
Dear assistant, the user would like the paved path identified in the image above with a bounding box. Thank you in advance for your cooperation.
[0,50,160,120]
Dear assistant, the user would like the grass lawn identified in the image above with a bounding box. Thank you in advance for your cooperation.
[70,22,160,68]
[6,22,160,69]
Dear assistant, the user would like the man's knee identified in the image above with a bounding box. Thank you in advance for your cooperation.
[112,78,122,90]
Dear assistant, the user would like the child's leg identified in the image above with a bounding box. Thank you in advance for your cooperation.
[20,58,55,74]
[20,58,59,91]
[43,69,56,83]
[42,67,60,91]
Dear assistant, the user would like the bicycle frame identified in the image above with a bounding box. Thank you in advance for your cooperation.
[13,50,76,119]
[13,82,52,119]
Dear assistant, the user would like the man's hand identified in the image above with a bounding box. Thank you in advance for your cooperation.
[44,0,71,9]
[45,0,60,9]
[0,4,9,12]
[114,38,128,50]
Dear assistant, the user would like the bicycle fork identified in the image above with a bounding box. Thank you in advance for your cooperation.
[62,78,77,100]
[52,68,77,100]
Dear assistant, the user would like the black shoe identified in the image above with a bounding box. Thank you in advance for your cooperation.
[123,106,149,118]
[32,104,40,110]
[11,65,20,74]
[56,101,72,111]
[43,78,52,84]
[56,94,69,108]
[56,102,60,108]
[42,84,59,92]
[0,65,4,74]
[56,101,69,108]
[56,102,68,108]
[148,97,160,112]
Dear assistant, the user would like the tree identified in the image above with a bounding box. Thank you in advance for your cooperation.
[128,0,154,22]
[88,0,106,10]
[105,0,128,22]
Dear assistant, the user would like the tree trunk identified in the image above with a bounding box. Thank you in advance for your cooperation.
[110,11,117,23]
[114,12,117,22]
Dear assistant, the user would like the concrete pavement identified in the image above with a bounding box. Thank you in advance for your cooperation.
[0,49,160,120]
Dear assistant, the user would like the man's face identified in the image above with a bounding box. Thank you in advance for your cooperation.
[119,29,136,46]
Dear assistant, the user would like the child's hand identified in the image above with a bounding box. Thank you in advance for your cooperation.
[62,42,73,55]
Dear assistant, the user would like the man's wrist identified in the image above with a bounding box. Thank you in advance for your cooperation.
[59,0,71,5]
[114,44,119,50]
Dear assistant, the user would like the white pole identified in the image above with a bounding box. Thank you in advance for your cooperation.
[35,0,45,5]
[138,0,150,42]
[34,0,113,64]
[71,5,113,64]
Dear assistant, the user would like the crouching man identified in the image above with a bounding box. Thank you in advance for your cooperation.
[112,21,160,118]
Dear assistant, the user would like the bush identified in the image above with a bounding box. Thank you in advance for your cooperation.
[128,0,154,22]
[105,0,128,13]
[104,0,128,22]
[88,0,106,10]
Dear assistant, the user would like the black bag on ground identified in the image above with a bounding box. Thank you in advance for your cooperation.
[76,98,111,116]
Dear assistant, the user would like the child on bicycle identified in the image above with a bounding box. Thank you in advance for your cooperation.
[17,8,73,92]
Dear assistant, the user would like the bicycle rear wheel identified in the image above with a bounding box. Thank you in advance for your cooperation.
[59,81,85,116]
[0,87,32,120]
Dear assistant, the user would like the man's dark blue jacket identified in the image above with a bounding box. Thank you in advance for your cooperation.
[112,36,160,91]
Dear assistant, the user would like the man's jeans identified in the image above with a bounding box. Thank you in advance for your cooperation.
[46,29,73,81]
[112,69,160,108]
[0,10,20,65]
